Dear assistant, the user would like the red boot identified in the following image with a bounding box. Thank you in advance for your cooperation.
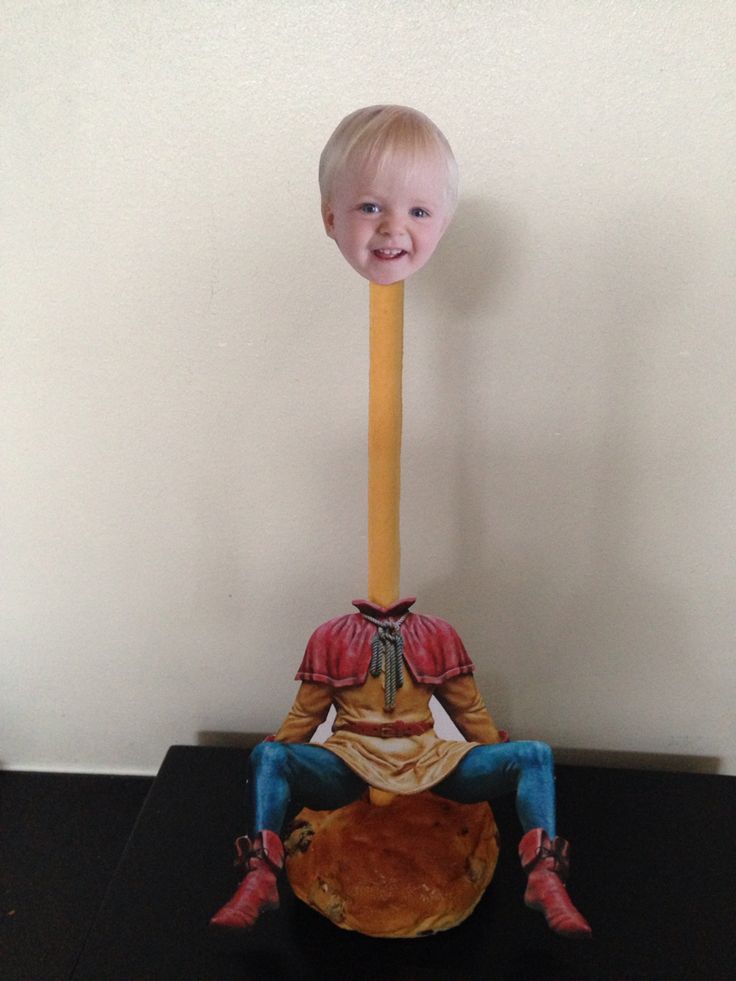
[519,828,592,938]
[210,830,284,931]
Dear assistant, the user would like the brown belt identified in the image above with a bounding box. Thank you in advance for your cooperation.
[332,720,433,739]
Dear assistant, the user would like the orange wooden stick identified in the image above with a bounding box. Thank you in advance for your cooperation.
[368,281,404,607]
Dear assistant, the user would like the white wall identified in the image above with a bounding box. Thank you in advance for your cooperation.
[3,1,734,775]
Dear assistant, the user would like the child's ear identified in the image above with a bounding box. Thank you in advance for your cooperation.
[321,200,336,239]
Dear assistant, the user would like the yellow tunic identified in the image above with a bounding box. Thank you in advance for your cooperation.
[273,665,502,795]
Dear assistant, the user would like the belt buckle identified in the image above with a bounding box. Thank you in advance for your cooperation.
[379,723,395,738]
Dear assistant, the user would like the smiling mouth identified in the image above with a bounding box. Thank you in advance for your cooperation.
[372,249,407,260]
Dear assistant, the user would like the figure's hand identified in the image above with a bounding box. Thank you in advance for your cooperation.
[497,729,510,744]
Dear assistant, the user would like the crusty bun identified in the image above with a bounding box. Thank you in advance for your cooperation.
[285,792,499,938]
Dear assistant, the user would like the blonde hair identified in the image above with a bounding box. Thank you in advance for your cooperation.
[319,105,459,212]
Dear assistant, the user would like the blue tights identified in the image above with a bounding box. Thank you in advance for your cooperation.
[248,739,556,838]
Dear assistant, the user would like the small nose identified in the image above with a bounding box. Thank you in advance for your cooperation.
[378,212,403,235]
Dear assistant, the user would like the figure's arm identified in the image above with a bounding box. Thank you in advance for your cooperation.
[435,674,507,744]
[271,682,333,743]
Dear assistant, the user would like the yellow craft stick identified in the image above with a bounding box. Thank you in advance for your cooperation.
[368,280,404,609]
[368,280,404,806]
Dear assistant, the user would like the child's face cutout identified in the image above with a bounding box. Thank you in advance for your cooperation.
[322,153,453,285]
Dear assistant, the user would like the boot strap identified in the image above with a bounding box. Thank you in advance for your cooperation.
[537,837,571,881]
[234,832,284,873]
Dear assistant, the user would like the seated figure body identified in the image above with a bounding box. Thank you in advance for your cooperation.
[211,597,591,938]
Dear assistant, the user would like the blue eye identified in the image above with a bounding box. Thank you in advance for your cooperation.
[360,202,380,214]
[410,207,430,218]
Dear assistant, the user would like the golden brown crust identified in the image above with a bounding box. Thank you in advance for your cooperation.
[285,792,499,937]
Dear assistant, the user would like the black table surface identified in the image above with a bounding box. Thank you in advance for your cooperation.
[70,745,735,981]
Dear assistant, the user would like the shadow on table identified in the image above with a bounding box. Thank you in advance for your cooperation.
[552,746,721,774]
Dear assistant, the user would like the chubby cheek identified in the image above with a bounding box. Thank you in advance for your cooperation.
[348,240,372,269]
[407,242,431,271]
[337,225,368,259]
[334,236,372,277]
[414,233,442,268]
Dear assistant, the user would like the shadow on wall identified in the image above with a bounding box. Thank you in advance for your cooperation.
[423,195,523,322]
[405,192,711,765]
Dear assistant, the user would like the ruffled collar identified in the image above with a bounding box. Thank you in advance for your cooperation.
[352,597,416,619]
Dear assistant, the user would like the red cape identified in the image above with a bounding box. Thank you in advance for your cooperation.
[295,598,475,688]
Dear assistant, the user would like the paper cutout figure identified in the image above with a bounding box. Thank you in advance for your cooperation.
[210,106,591,940]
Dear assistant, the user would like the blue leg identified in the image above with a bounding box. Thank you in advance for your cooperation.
[247,741,366,834]
[434,740,556,836]
[211,744,366,932]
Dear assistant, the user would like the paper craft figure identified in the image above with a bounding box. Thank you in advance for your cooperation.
[210,106,591,940]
